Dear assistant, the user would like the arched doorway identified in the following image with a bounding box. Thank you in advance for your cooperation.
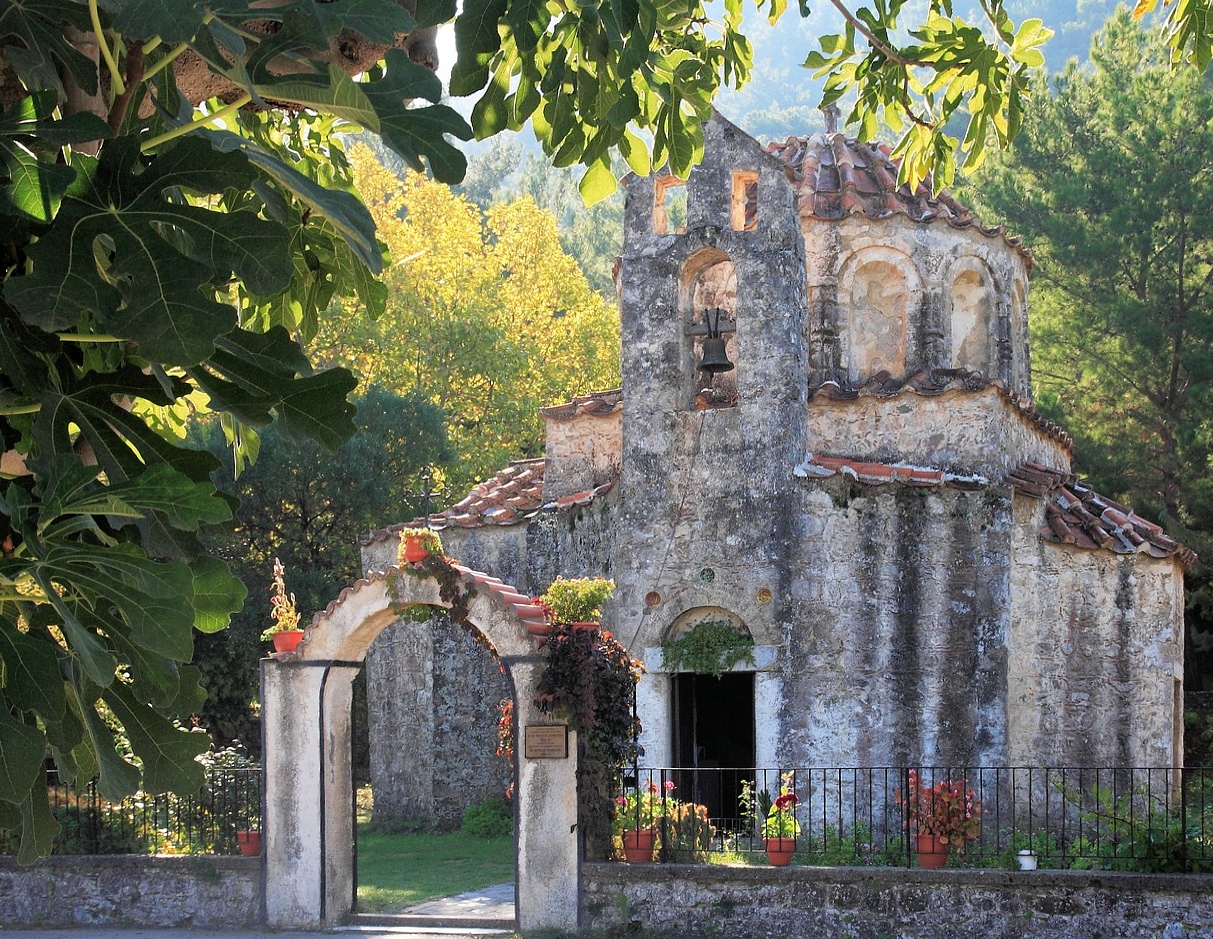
[260,561,577,932]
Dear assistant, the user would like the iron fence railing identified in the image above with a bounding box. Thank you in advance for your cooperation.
[2,766,262,856]
[617,766,1213,872]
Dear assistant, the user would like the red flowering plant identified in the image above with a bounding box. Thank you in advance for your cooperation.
[614,779,678,835]
[761,772,801,839]
[897,770,983,848]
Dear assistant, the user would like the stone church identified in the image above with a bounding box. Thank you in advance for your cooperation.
[359,111,1192,829]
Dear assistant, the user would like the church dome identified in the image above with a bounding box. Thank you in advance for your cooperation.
[765,130,1030,266]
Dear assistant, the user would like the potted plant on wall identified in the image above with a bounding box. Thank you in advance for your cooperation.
[897,770,982,868]
[260,557,304,654]
[762,773,801,866]
[539,576,615,627]
[614,780,674,862]
[398,527,443,565]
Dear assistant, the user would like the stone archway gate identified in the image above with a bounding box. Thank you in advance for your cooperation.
[260,562,578,932]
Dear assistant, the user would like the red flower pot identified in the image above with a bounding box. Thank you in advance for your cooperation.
[402,535,429,564]
[272,629,304,654]
[236,830,262,856]
[765,837,796,866]
[621,827,656,863]
[916,833,949,868]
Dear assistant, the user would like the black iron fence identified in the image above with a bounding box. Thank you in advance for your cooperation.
[617,766,1213,872]
[2,766,262,856]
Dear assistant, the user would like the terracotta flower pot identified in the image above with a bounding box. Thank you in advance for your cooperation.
[402,534,429,564]
[236,829,262,856]
[764,837,796,866]
[916,833,949,868]
[272,629,304,654]
[621,827,656,863]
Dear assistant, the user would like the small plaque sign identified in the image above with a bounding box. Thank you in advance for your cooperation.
[524,724,569,760]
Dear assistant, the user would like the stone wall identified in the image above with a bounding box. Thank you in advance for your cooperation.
[806,385,1071,478]
[1009,494,1186,769]
[583,862,1213,939]
[0,855,262,928]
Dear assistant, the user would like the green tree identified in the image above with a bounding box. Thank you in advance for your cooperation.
[963,12,1213,684]
[313,147,620,490]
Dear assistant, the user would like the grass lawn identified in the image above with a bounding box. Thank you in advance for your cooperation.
[356,826,515,912]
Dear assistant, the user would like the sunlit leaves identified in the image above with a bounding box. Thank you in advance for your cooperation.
[453,0,761,191]
[315,147,620,491]
[805,0,1052,189]
[0,92,110,228]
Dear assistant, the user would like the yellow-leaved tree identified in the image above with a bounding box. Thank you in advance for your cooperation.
[313,146,620,491]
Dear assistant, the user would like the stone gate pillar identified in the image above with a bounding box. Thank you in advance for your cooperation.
[262,657,360,927]
[508,658,579,933]
[257,565,581,934]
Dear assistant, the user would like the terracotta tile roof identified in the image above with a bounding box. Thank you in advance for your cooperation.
[810,368,1072,452]
[765,132,1031,268]
[797,454,1193,567]
[359,458,615,545]
[794,454,989,490]
[540,388,622,421]
[1006,462,1196,567]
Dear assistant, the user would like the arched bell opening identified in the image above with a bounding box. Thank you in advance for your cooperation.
[680,249,739,409]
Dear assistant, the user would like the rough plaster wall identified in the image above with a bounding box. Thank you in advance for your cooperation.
[363,498,616,828]
[781,481,1011,769]
[583,863,1213,939]
[542,409,622,501]
[806,386,1071,477]
[430,624,512,827]
[951,268,992,373]
[848,257,909,378]
[1008,495,1184,769]
[0,856,261,928]
[365,619,436,829]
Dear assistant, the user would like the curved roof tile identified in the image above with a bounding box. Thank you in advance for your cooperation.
[1006,462,1195,568]
[766,132,1031,267]
[359,458,616,546]
[540,388,623,421]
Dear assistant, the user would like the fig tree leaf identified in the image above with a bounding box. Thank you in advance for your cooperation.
[16,784,58,864]
[0,700,45,805]
[104,681,208,795]
[3,136,292,365]
[191,556,247,634]
[0,0,97,99]
[0,623,65,721]
[188,327,358,451]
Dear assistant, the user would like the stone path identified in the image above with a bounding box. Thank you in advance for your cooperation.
[0,883,518,939]
[352,881,515,932]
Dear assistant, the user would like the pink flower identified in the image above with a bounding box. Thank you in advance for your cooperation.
[663,780,676,792]
[616,796,627,805]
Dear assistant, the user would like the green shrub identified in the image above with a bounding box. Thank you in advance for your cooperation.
[462,796,514,838]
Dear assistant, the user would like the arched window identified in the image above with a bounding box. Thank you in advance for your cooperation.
[950,265,994,375]
[847,257,909,380]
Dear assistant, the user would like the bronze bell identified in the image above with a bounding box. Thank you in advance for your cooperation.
[698,336,734,372]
